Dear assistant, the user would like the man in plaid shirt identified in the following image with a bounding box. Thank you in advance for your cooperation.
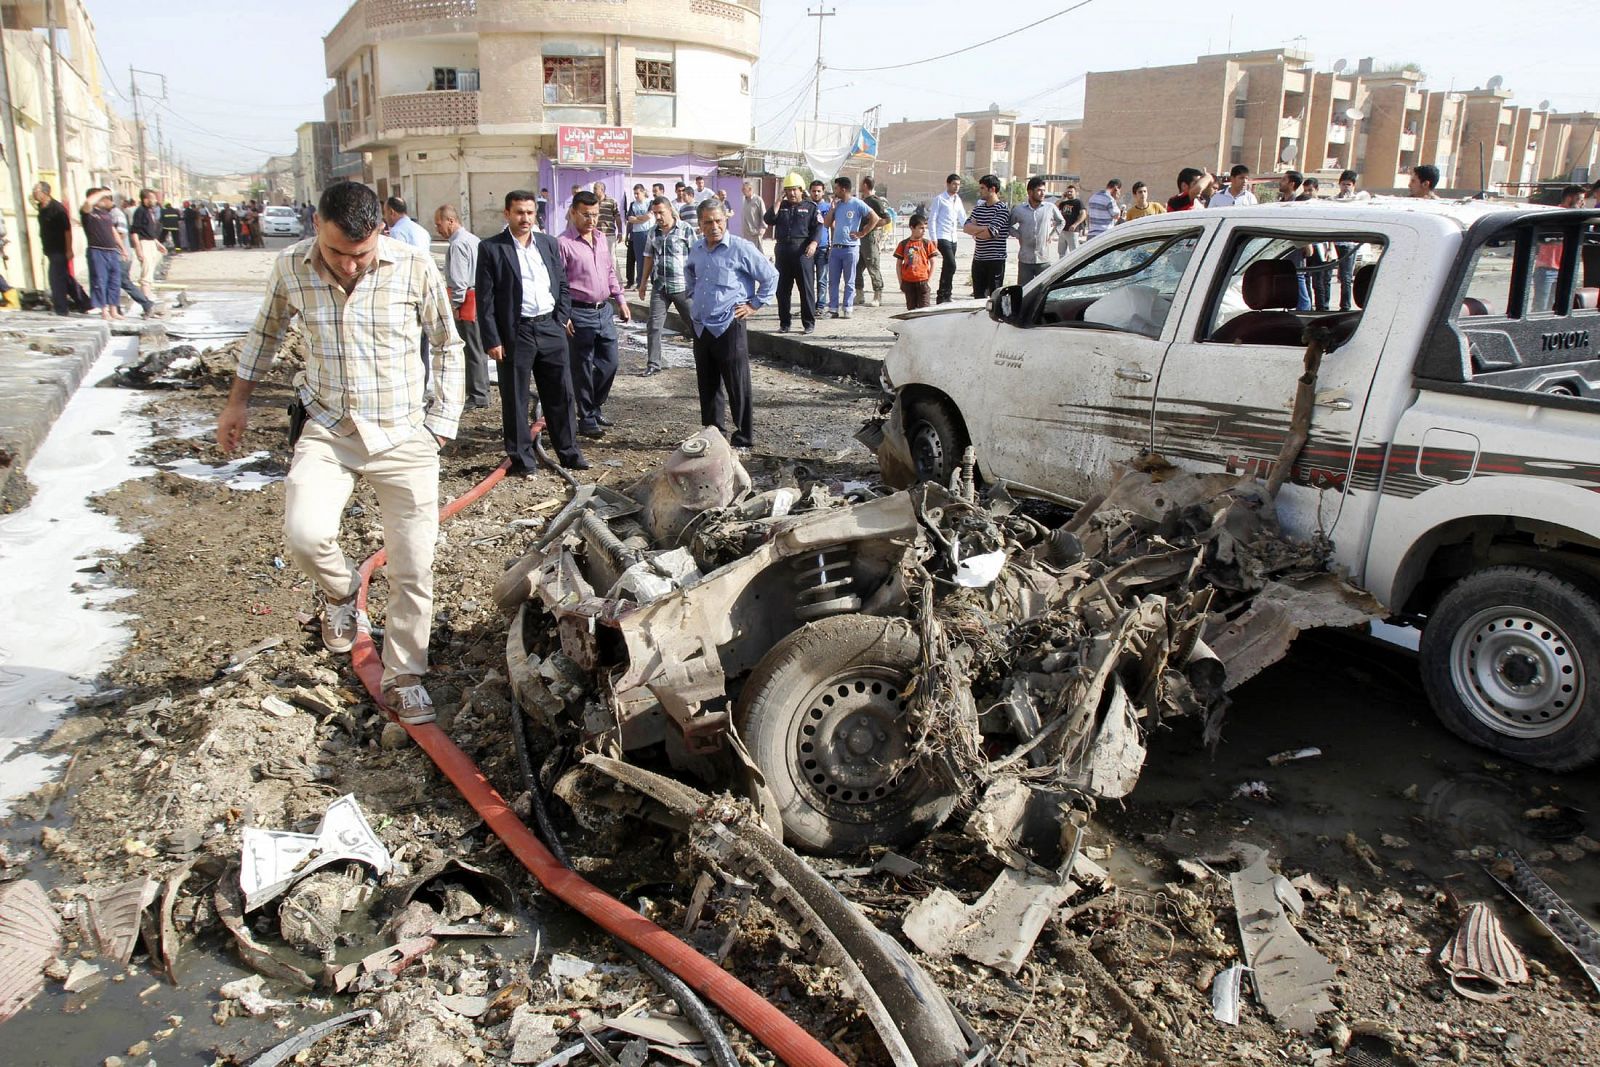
[637,196,697,376]
[216,181,463,725]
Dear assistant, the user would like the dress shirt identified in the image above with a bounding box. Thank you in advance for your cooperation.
[925,191,968,243]
[1010,201,1066,265]
[557,225,622,303]
[510,230,555,318]
[684,233,778,338]
[387,214,432,251]
[444,227,482,308]
[1209,189,1258,208]
[237,236,463,447]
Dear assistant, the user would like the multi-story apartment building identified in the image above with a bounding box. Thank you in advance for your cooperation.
[323,0,759,233]
[294,121,337,205]
[1535,113,1600,185]
[872,107,1078,205]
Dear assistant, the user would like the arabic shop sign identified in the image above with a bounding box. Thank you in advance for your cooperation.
[557,125,635,167]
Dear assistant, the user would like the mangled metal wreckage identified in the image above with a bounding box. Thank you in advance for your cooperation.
[496,427,1375,857]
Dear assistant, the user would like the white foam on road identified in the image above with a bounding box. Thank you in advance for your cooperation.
[160,450,281,491]
[0,339,151,815]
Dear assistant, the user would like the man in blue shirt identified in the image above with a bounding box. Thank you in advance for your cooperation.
[684,199,778,451]
[808,180,832,308]
[821,175,878,318]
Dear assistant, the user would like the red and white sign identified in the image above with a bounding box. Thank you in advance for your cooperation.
[557,125,634,167]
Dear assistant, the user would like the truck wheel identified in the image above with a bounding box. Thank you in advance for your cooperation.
[737,615,955,855]
[1419,566,1600,771]
[905,398,966,485]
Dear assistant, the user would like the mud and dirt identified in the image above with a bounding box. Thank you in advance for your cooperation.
[4,281,1600,1067]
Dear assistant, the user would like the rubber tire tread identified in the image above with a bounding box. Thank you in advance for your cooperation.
[737,614,955,855]
[1419,565,1600,772]
[905,398,966,486]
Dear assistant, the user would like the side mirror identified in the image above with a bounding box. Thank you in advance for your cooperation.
[989,284,1023,324]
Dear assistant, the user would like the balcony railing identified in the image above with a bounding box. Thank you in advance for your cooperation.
[381,89,479,132]
[1279,117,1303,139]
[1327,125,1348,145]
[368,0,477,27]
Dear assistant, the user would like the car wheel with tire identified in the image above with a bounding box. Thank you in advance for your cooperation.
[736,614,955,855]
[1419,565,1600,771]
[904,398,966,485]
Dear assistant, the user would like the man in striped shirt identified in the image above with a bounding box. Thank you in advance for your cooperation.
[963,174,1011,299]
[216,181,463,725]
[1084,179,1123,239]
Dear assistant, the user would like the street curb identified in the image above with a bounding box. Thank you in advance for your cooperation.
[0,314,114,502]
[626,299,885,385]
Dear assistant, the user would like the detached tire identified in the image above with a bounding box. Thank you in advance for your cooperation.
[1419,566,1600,771]
[905,398,966,485]
[737,615,955,855]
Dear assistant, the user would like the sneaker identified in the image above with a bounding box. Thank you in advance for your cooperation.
[384,675,436,725]
[829,310,840,319]
[321,595,361,654]
[841,308,853,319]
[868,295,881,307]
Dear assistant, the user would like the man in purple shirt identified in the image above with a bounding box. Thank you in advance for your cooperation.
[558,190,632,437]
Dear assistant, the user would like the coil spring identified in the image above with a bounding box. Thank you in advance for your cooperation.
[794,547,862,620]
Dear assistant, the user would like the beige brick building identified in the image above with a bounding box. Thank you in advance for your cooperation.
[871,107,1078,207]
[324,0,759,233]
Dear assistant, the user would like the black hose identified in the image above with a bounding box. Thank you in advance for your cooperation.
[505,701,739,1067]
[531,400,579,488]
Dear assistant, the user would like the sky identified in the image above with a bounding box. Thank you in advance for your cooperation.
[86,0,1597,175]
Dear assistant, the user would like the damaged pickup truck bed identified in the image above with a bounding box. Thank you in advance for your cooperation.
[495,427,1372,855]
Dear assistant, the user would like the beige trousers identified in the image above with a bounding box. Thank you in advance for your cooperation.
[137,240,162,293]
[284,422,440,688]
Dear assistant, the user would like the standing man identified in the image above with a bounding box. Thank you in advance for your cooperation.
[1167,168,1213,212]
[80,188,125,320]
[559,190,631,438]
[1209,165,1257,208]
[854,176,891,307]
[1124,182,1165,221]
[434,204,490,409]
[822,175,877,318]
[764,173,821,334]
[112,195,156,318]
[624,183,652,289]
[181,201,199,251]
[674,182,700,228]
[383,197,432,250]
[684,199,777,451]
[1084,178,1123,239]
[638,196,696,375]
[925,173,967,304]
[594,181,620,244]
[1056,182,1086,257]
[216,181,463,724]
[476,190,586,474]
[160,200,181,250]
[1408,165,1441,199]
[536,188,551,231]
[963,174,1011,299]
[1532,185,1586,311]
[131,188,164,294]
[808,180,832,309]
[740,180,768,253]
[1332,170,1360,310]
[692,175,715,205]
[33,182,78,315]
[1009,176,1065,286]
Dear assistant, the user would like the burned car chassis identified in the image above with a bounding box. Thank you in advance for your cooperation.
[498,428,1367,856]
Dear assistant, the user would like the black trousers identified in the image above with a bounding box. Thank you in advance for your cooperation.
[692,319,753,448]
[46,252,71,315]
[775,242,816,328]
[503,315,580,467]
[936,239,958,303]
[972,259,1006,299]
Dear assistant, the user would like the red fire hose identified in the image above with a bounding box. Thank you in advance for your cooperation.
[347,434,845,1067]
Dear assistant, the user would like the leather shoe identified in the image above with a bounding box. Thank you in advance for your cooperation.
[579,426,606,439]
[642,365,661,376]
[595,414,615,427]
[561,455,592,471]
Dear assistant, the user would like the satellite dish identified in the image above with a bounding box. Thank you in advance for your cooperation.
[1486,74,1504,92]
[1344,107,1364,122]
[1332,58,1348,73]
[1539,99,1551,111]
[1279,140,1299,166]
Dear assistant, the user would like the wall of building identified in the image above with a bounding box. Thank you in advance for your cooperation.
[375,36,480,96]
[1079,60,1231,195]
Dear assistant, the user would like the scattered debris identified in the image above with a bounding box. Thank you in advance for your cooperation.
[81,876,159,965]
[0,879,61,1021]
[1210,962,1248,1025]
[1267,746,1322,766]
[242,1008,380,1067]
[61,959,104,994]
[219,973,286,1016]
[239,794,392,911]
[1438,902,1529,1002]
[1487,850,1600,994]
[112,344,209,389]
[1228,844,1336,1032]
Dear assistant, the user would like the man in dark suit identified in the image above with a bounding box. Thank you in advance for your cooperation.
[476,189,588,473]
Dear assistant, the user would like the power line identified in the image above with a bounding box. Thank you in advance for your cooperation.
[827,0,1099,74]
[151,100,295,156]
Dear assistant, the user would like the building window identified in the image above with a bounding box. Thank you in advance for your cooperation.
[636,59,675,94]
[1234,98,1248,119]
[544,56,605,106]
[433,68,479,91]
[1442,118,1453,136]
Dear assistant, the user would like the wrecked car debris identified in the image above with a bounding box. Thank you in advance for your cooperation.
[1227,843,1336,1032]
[239,794,392,911]
[0,880,62,1022]
[1487,850,1600,994]
[501,428,1374,857]
[1438,901,1529,1002]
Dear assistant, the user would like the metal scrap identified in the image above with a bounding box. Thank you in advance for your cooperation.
[1227,843,1335,1031]
[1439,902,1529,1002]
[1487,850,1600,994]
[0,879,62,1022]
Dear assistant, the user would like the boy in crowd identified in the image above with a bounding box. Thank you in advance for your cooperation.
[893,213,939,310]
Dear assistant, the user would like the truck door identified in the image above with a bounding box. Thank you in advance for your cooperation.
[1150,223,1398,543]
[987,223,1212,500]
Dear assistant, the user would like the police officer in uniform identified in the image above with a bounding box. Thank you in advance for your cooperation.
[763,173,822,334]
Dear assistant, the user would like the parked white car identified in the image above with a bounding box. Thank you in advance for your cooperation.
[260,205,302,238]
[871,198,1600,770]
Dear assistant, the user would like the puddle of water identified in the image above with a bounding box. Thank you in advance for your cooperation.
[618,321,696,368]
[0,339,150,815]
[162,292,264,345]
[159,451,282,492]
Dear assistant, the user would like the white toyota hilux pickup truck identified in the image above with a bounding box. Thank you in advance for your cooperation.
[871,199,1600,771]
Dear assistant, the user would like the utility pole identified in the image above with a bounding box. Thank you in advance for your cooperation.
[130,67,146,188]
[807,6,835,126]
[44,0,69,205]
[0,28,37,288]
